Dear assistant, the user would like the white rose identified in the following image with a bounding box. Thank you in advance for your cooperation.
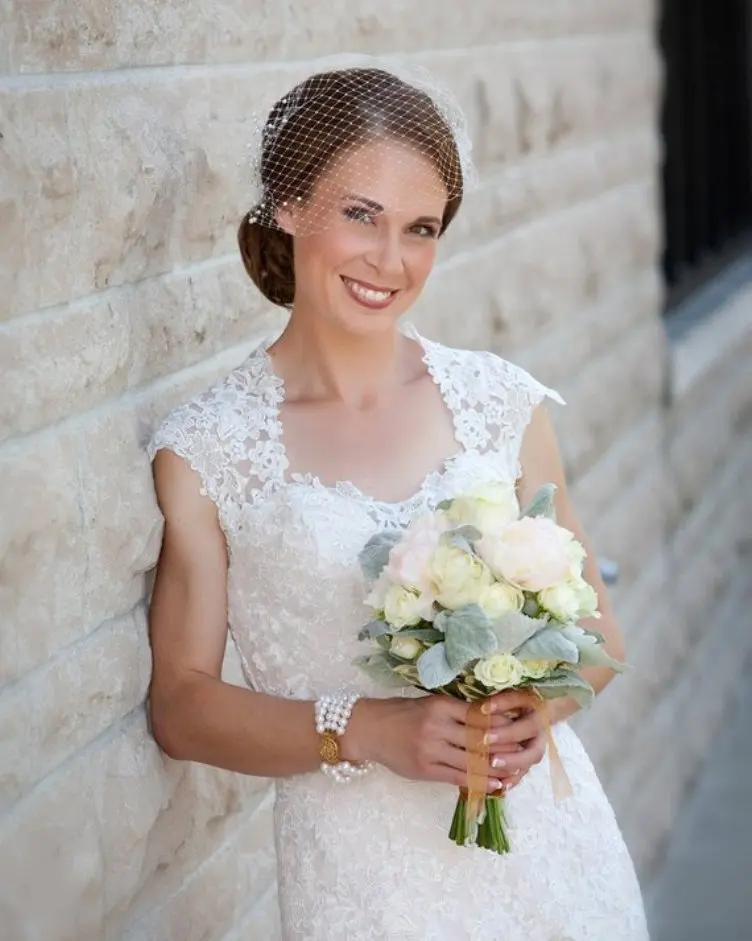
[389,635,423,660]
[446,483,520,536]
[567,539,587,578]
[477,581,525,620]
[429,542,493,611]
[539,577,599,623]
[572,578,600,620]
[473,653,525,690]
[521,658,557,679]
[383,585,432,628]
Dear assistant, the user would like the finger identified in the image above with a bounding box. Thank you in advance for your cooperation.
[487,715,542,748]
[500,735,546,776]
[482,689,538,715]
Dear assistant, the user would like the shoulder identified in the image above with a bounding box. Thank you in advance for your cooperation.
[147,347,277,500]
[424,337,564,410]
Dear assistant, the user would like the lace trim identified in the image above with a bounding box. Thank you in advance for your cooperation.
[147,325,563,531]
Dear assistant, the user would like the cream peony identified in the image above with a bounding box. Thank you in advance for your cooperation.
[477,581,525,620]
[389,635,423,660]
[477,516,572,591]
[445,482,520,536]
[385,511,449,595]
[429,541,494,610]
[539,577,599,623]
[473,653,525,690]
[383,585,432,629]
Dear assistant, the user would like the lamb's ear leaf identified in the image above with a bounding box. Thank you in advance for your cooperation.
[520,484,557,520]
[358,532,401,580]
[442,605,498,671]
[354,653,413,688]
[417,643,460,689]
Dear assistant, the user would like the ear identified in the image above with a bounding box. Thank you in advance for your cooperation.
[275,202,297,235]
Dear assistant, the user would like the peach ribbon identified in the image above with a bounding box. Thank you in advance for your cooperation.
[463,691,572,832]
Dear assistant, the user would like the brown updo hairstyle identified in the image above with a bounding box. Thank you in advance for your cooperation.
[238,68,465,308]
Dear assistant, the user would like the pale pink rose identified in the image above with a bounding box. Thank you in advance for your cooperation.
[477,517,572,591]
[385,512,449,595]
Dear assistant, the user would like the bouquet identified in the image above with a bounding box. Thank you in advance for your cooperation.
[356,481,624,854]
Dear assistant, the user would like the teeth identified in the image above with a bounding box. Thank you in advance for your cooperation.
[344,278,392,302]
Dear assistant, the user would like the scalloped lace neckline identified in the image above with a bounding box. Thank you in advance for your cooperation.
[257,325,467,510]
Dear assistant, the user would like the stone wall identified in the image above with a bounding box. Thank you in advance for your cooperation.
[3,2,750,938]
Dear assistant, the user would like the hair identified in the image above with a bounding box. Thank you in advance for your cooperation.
[237,67,466,308]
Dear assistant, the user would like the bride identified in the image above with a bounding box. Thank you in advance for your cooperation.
[147,64,649,940]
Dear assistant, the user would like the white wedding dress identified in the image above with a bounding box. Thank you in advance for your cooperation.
[149,325,649,941]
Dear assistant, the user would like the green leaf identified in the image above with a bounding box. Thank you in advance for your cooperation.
[446,525,483,555]
[442,605,499,671]
[358,531,401,580]
[436,498,454,511]
[515,627,580,664]
[560,626,626,672]
[393,627,444,643]
[520,483,557,520]
[417,642,461,689]
[532,671,595,708]
[354,653,413,689]
[357,619,389,641]
[491,611,549,653]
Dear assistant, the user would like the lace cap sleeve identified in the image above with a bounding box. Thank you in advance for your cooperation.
[455,349,564,471]
[147,398,225,508]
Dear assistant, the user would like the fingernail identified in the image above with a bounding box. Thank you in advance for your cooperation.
[489,779,503,791]
[483,732,499,746]
[481,702,495,715]
[491,756,506,769]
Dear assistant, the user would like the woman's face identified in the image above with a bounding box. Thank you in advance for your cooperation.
[280,138,448,335]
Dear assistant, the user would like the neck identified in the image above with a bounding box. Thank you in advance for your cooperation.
[269,313,414,407]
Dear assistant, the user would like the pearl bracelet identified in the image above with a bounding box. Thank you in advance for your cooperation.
[315,691,374,784]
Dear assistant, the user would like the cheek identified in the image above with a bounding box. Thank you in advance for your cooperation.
[404,242,438,286]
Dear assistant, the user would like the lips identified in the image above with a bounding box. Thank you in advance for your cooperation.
[341,276,398,309]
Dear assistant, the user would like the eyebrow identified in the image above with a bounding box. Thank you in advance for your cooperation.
[341,193,442,227]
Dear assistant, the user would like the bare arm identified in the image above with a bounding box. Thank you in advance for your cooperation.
[148,448,322,776]
[517,404,627,725]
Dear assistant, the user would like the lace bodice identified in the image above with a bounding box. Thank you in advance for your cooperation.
[147,329,649,940]
[148,326,563,698]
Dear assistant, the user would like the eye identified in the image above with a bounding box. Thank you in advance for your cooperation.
[343,205,375,225]
[410,223,440,239]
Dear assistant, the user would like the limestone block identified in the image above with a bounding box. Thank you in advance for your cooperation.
[0,708,273,940]
[0,261,279,438]
[520,268,663,394]
[221,883,281,941]
[2,0,655,73]
[101,725,272,937]
[1,405,162,684]
[446,130,659,258]
[3,67,290,316]
[0,606,150,811]
[0,431,88,684]
[610,573,752,873]
[419,35,659,175]
[417,180,660,361]
[570,410,663,531]
[554,317,665,481]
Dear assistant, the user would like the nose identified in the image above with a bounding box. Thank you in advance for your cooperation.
[364,226,405,280]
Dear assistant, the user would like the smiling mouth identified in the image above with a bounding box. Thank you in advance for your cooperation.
[341,276,398,308]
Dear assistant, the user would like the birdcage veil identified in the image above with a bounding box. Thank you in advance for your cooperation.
[243,56,477,237]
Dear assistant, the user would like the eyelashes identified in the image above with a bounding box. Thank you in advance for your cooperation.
[341,206,439,239]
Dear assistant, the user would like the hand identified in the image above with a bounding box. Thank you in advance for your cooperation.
[481,689,547,791]
[344,695,508,794]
